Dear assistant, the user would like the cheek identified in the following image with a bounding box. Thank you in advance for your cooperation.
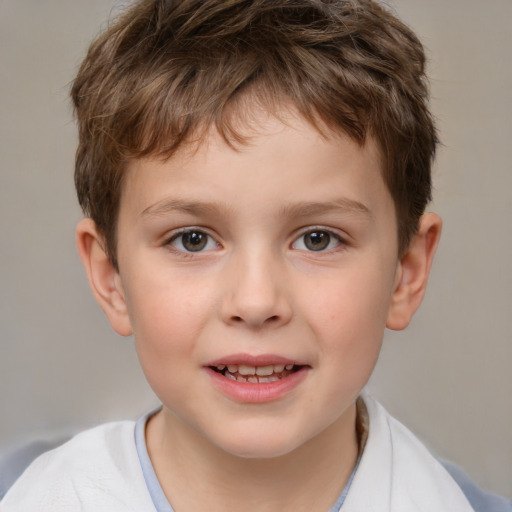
[128,267,214,333]
[321,269,391,313]
[124,273,216,384]
[301,262,394,356]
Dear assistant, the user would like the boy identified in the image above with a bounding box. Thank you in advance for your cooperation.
[2,0,508,511]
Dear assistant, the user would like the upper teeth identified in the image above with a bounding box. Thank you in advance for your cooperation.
[217,364,293,375]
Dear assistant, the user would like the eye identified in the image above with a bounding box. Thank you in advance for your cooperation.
[292,229,343,252]
[168,229,219,253]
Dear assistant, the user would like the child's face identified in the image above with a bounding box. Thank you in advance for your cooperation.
[114,109,401,458]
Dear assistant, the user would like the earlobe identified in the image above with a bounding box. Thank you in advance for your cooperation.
[76,218,133,336]
[386,213,442,331]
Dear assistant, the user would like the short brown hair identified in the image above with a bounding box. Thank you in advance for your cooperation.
[72,0,437,268]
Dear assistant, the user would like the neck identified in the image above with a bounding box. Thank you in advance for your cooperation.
[146,404,359,512]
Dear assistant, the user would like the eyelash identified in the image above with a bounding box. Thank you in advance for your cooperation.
[164,227,348,255]
[165,228,220,256]
[291,228,347,253]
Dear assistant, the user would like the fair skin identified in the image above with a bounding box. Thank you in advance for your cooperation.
[77,108,441,512]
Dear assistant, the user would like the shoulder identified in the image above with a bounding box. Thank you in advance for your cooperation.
[9,420,137,482]
[360,393,511,512]
[440,459,512,512]
[385,404,511,512]
[353,393,512,512]
[1,421,154,512]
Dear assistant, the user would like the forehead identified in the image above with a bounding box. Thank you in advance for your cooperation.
[148,90,382,164]
[119,108,393,228]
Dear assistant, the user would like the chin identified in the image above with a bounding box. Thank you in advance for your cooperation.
[210,427,307,460]
[222,442,299,460]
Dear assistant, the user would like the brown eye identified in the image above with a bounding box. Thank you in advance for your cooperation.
[291,229,343,252]
[303,231,331,251]
[182,231,207,251]
[170,230,218,253]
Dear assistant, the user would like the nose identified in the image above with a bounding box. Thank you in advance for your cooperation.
[220,249,293,330]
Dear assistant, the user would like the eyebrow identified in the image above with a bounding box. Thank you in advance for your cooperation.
[141,197,371,220]
[141,198,233,218]
[278,198,372,219]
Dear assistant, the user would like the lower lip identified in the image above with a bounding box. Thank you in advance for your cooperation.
[205,367,309,403]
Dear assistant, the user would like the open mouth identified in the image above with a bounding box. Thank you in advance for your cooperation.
[209,363,302,383]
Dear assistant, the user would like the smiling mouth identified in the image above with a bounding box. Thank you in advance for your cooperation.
[209,363,302,383]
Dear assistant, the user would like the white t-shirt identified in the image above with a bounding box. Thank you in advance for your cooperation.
[0,394,478,512]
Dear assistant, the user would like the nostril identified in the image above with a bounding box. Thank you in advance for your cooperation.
[229,314,280,326]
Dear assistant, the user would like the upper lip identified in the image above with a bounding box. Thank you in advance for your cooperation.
[205,353,305,367]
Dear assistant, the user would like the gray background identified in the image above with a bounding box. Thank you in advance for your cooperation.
[1,0,511,498]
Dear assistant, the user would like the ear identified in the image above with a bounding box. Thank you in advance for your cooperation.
[76,218,133,336]
[386,213,442,331]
